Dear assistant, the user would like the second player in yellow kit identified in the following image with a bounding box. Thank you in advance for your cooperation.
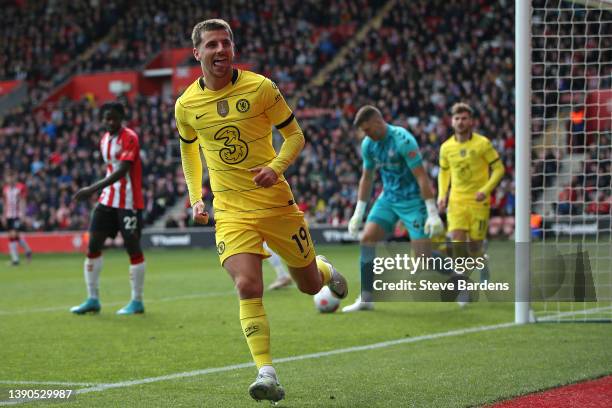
[439,132,501,239]
[438,104,504,241]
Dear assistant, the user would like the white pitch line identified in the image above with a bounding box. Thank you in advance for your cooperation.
[0,381,100,386]
[75,321,517,396]
[0,291,236,316]
[1,306,608,406]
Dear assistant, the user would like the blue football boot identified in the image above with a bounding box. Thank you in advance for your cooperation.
[70,298,101,314]
[116,300,144,315]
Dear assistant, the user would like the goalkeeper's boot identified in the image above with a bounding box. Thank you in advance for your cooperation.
[457,289,470,308]
[342,296,374,313]
[248,372,285,403]
[317,255,348,299]
[116,300,144,315]
[70,298,101,315]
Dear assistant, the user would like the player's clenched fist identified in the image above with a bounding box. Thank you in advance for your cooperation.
[192,200,209,225]
[250,166,278,188]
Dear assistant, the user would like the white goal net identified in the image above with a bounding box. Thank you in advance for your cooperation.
[530,0,612,322]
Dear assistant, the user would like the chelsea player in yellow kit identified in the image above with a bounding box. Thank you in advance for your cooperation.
[175,19,347,403]
[437,103,504,286]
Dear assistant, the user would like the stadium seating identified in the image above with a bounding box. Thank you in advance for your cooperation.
[2,0,609,231]
[0,95,185,230]
[289,0,517,224]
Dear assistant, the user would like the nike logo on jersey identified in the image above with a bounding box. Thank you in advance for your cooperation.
[196,113,207,120]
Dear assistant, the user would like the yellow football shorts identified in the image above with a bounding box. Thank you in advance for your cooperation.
[447,199,490,241]
[215,211,316,268]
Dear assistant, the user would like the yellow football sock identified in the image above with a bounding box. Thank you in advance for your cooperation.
[316,257,332,285]
[239,298,271,369]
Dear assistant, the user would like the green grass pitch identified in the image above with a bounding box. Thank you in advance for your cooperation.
[1,242,610,407]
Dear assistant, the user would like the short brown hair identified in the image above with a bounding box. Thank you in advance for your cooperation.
[451,102,474,117]
[353,105,382,127]
[191,19,233,48]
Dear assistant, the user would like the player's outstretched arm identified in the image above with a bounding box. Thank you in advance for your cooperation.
[73,161,132,201]
[412,165,444,237]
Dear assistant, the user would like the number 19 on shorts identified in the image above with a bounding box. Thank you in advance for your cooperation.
[291,227,310,255]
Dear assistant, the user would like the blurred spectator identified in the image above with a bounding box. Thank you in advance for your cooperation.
[0,95,183,231]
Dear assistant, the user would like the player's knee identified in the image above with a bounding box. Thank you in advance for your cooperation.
[124,240,142,257]
[88,241,103,255]
[234,275,263,298]
[360,232,379,246]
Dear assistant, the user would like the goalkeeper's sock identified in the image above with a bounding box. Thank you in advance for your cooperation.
[475,252,490,283]
[240,298,272,369]
[360,245,375,302]
[315,257,332,285]
[84,253,103,300]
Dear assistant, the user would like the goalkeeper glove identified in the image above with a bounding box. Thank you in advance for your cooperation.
[348,200,367,237]
[424,199,444,237]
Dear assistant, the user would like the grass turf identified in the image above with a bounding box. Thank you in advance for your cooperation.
[1,242,610,407]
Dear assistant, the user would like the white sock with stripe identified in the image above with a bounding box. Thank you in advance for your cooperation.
[129,261,146,302]
[84,255,103,300]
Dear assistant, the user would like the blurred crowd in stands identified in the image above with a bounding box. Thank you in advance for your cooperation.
[289,0,518,228]
[1,0,610,235]
[2,0,384,105]
[0,95,184,231]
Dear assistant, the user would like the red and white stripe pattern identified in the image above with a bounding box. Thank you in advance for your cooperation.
[98,127,144,210]
[3,182,26,218]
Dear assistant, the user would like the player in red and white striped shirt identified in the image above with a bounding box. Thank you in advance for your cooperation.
[70,102,146,315]
[2,171,32,265]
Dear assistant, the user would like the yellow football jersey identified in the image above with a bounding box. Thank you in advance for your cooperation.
[439,133,500,202]
[175,69,298,220]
